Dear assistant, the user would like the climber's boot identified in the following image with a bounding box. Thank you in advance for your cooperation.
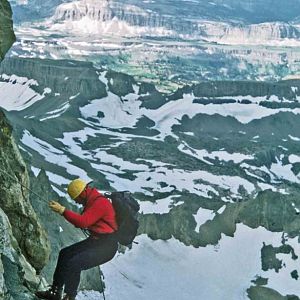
[35,285,63,300]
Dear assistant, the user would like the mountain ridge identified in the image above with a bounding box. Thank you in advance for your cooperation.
[11,0,300,24]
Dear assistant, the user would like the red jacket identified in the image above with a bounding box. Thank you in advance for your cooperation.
[63,188,118,234]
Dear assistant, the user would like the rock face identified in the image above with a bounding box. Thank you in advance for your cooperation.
[0,109,51,297]
[52,1,300,41]
[169,79,300,101]
[0,207,43,300]
[0,2,50,297]
[199,22,300,44]
[0,0,15,61]
[12,0,300,25]
[51,0,195,35]
[0,57,107,100]
[0,110,50,271]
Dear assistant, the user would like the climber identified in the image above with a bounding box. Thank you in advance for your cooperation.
[35,179,118,300]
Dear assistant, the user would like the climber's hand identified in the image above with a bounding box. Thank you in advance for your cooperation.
[49,201,65,215]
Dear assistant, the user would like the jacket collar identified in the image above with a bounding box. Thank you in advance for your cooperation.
[84,187,102,208]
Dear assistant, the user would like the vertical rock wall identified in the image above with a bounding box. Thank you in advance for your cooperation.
[0,110,50,271]
[0,1,50,298]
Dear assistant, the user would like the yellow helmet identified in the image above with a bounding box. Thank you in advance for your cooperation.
[67,178,87,200]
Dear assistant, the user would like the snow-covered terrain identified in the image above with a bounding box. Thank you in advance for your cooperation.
[76,226,300,299]
[3,70,298,202]
[0,74,48,110]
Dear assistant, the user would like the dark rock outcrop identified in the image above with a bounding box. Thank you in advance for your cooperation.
[0,0,15,61]
[170,80,300,102]
[0,207,43,299]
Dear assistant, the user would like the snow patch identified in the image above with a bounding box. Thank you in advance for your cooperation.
[0,74,45,111]
[193,208,215,232]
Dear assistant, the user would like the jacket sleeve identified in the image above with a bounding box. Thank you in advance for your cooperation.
[63,200,106,228]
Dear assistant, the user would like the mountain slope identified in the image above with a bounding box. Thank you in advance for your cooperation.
[1,56,300,299]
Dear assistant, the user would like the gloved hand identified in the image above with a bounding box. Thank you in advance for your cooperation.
[49,201,66,215]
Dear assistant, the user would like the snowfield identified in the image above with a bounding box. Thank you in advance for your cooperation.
[77,226,300,300]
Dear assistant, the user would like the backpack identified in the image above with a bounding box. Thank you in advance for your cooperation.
[104,191,140,246]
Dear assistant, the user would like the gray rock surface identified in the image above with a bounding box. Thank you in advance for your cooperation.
[0,207,45,299]
[0,0,15,61]
[0,109,51,298]
[0,110,50,271]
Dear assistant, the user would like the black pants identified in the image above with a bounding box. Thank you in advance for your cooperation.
[53,234,118,297]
